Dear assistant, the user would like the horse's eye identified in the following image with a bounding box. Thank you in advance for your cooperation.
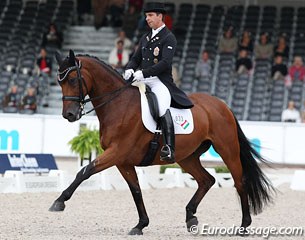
[68,78,77,85]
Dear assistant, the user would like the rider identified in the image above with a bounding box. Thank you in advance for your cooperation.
[123,2,193,163]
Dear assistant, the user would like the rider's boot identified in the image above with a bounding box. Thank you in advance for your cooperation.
[160,109,175,163]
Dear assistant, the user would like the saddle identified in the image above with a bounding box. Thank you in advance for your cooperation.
[137,84,194,166]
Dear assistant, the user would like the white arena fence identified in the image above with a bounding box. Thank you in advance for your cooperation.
[1,113,305,165]
[0,167,304,193]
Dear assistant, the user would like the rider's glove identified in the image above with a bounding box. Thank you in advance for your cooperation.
[123,69,134,80]
[133,70,144,82]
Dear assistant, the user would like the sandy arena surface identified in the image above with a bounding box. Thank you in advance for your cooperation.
[0,185,304,240]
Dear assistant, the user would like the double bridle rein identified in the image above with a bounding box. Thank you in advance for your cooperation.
[57,59,133,116]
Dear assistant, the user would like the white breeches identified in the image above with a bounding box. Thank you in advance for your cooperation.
[142,76,171,116]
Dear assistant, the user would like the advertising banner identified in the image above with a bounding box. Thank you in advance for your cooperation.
[0,154,58,174]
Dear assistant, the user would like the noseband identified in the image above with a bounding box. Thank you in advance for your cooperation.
[57,59,133,116]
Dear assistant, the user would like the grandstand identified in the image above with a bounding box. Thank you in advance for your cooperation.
[1,0,305,122]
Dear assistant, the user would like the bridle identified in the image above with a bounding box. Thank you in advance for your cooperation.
[57,59,133,116]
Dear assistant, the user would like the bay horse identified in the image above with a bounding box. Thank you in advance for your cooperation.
[49,50,274,235]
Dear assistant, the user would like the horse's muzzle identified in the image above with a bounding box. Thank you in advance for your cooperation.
[63,107,82,122]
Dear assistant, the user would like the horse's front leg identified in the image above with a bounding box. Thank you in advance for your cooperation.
[49,150,116,212]
[117,165,149,235]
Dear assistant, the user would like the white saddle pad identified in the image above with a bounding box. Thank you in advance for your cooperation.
[133,82,194,134]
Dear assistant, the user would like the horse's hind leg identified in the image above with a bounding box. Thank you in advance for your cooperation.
[211,137,252,229]
[117,165,149,235]
[178,147,216,231]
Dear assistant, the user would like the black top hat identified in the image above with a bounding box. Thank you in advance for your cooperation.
[143,2,166,14]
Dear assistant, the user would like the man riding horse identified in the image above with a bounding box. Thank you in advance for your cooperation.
[123,2,193,163]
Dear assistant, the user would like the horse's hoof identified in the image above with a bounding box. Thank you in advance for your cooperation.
[186,216,198,232]
[49,200,65,212]
[128,228,143,235]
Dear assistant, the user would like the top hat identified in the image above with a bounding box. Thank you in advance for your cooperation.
[143,2,167,14]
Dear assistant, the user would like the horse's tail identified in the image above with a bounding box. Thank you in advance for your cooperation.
[234,117,275,215]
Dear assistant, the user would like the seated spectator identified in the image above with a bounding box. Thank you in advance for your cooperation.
[238,30,253,53]
[164,13,173,30]
[271,55,288,80]
[42,23,63,50]
[109,0,125,27]
[195,50,212,79]
[36,48,52,76]
[288,56,305,81]
[115,30,133,54]
[218,27,238,54]
[91,0,109,29]
[254,32,274,60]
[129,0,143,13]
[235,49,253,75]
[172,64,181,87]
[122,4,140,39]
[274,35,289,59]
[108,40,129,73]
[301,100,305,123]
[2,85,19,113]
[281,100,301,123]
[20,87,37,113]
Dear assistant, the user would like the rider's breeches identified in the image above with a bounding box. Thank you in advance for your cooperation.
[142,76,171,116]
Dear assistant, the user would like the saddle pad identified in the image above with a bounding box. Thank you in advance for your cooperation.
[133,82,194,134]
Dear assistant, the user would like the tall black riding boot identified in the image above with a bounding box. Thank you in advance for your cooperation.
[160,109,175,163]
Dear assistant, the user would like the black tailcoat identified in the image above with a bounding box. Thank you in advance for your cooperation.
[126,26,193,109]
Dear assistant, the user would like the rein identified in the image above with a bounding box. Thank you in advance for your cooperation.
[57,60,134,116]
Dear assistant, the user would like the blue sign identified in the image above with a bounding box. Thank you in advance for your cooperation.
[0,154,58,174]
[201,138,262,158]
[0,130,19,150]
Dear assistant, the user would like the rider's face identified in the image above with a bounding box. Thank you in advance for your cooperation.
[145,12,163,30]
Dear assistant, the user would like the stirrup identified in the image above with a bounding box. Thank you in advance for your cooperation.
[160,145,175,163]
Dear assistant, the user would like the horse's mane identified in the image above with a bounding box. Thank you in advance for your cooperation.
[76,54,125,82]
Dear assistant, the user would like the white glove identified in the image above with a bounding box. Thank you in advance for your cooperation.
[133,70,144,82]
[123,69,134,80]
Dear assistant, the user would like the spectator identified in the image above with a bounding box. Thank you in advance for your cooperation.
[77,0,92,24]
[108,40,129,73]
[274,35,289,59]
[122,4,140,39]
[288,56,305,81]
[271,55,288,80]
[238,30,253,53]
[115,30,133,54]
[91,0,109,29]
[195,50,212,79]
[2,85,19,113]
[218,27,238,54]
[301,100,305,123]
[172,64,181,87]
[164,13,173,30]
[109,0,125,27]
[281,100,301,123]
[20,87,37,113]
[42,23,63,50]
[254,32,274,60]
[235,49,253,75]
[129,0,143,13]
[36,48,52,77]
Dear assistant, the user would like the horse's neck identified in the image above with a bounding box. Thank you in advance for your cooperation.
[88,65,133,124]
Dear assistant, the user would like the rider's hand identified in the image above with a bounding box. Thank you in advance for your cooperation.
[123,69,134,80]
[133,70,144,82]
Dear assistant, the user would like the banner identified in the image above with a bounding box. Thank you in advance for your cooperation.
[0,154,58,174]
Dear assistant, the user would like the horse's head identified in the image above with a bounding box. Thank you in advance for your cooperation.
[55,50,92,122]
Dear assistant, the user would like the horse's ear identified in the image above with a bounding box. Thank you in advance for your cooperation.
[69,49,76,65]
[55,51,63,66]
